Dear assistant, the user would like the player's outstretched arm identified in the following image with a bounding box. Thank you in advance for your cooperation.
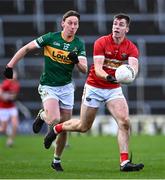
[4,41,38,79]
[7,41,37,68]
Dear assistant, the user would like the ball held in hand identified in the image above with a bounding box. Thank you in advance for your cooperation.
[115,64,135,84]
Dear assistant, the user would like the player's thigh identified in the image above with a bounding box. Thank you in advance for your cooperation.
[10,108,19,126]
[106,98,129,121]
[43,98,60,120]
[0,109,10,122]
[10,115,19,127]
[80,103,98,128]
[0,121,8,132]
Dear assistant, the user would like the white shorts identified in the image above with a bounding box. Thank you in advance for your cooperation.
[82,84,125,108]
[38,83,74,109]
[0,107,18,122]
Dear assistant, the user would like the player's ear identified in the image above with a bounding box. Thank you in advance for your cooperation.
[61,21,65,28]
[126,26,129,33]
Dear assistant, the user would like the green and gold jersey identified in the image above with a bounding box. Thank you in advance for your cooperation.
[35,31,86,86]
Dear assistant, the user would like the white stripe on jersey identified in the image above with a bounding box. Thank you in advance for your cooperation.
[33,40,41,48]
[93,55,105,59]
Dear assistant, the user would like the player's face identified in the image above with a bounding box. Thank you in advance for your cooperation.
[61,16,79,37]
[112,18,129,38]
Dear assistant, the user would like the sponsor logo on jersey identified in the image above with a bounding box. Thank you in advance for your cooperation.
[44,46,72,64]
[104,58,123,69]
[53,41,60,46]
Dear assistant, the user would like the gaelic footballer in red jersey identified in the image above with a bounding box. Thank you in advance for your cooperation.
[0,79,20,108]
[0,71,20,147]
[87,33,138,88]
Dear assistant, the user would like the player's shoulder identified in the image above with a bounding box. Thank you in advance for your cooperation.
[48,31,61,38]
[95,34,110,44]
[42,31,60,38]
[125,37,137,48]
[124,38,139,55]
[74,35,84,43]
[73,35,85,47]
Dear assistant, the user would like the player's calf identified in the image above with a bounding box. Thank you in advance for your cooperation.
[33,109,45,133]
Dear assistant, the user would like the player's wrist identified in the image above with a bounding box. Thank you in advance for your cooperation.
[106,74,117,83]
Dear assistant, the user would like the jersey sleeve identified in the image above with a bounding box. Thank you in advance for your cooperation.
[128,42,139,59]
[77,39,86,57]
[35,32,52,47]
[93,37,106,56]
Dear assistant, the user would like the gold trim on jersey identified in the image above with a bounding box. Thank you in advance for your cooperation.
[103,58,127,69]
[44,46,73,64]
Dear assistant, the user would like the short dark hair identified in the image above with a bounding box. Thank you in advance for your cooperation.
[62,10,80,21]
[113,13,131,26]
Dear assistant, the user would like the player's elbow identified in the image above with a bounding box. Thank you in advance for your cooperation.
[78,64,88,74]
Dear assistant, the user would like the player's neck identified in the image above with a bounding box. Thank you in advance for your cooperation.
[113,36,125,45]
[61,31,74,42]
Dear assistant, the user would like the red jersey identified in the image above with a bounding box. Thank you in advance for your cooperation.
[0,79,20,108]
[86,34,139,89]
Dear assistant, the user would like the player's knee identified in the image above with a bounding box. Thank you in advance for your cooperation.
[13,121,19,128]
[119,117,130,131]
[0,128,7,133]
[46,116,60,126]
[79,124,91,133]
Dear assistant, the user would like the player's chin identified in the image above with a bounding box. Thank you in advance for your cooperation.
[69,30,76,36]
[113,32,121,38]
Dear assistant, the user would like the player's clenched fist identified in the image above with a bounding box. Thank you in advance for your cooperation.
[4,66,13,79]
[68,51,79,64]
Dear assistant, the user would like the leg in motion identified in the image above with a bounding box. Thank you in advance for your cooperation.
[33,109,45,133]
[44,104,98,149]
[107,98,144,172]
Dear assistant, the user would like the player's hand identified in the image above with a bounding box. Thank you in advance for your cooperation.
[68,51,79,64]
[4,66,13,79]
[106,74,117,83]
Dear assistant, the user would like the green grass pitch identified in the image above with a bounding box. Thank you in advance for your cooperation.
[0,134,165,179]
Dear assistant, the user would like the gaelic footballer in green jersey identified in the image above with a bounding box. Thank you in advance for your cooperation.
[35,31,86,86]
[4,10,87,172]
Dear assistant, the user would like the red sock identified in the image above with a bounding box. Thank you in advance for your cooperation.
[54,123,63,134]
[120,152,128,163]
